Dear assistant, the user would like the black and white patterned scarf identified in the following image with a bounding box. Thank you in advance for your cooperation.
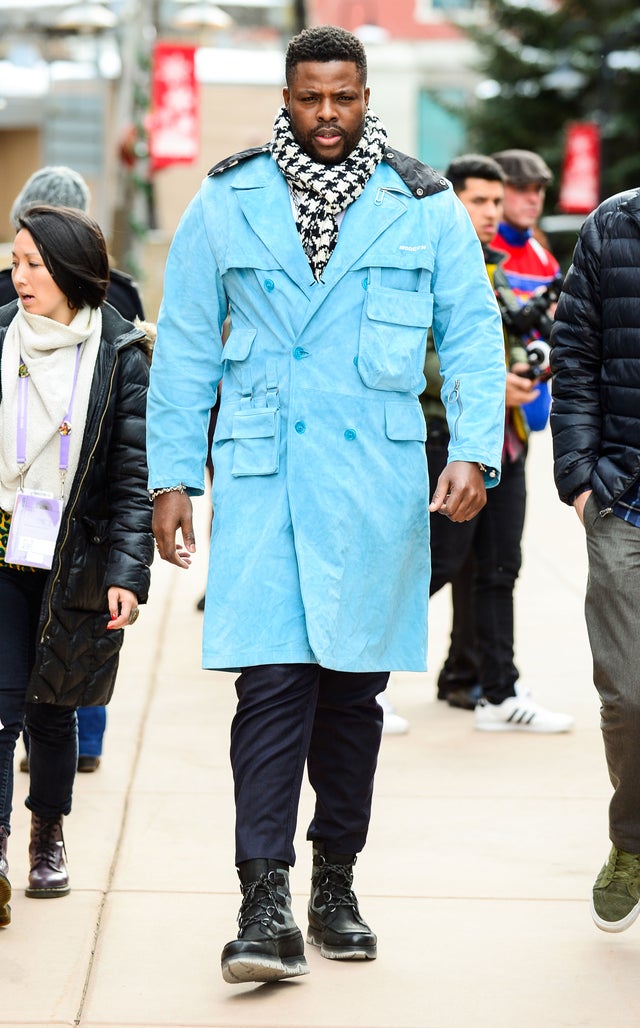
[271,105,387,281]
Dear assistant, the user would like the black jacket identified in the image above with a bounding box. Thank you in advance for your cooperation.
[550,187,640,507]
[0,301,154,706]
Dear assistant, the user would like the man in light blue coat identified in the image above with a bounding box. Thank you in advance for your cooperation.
[147,26,505,986]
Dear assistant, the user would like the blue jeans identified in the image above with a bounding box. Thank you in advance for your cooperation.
[0,566,78,834]
[77,706,106,757]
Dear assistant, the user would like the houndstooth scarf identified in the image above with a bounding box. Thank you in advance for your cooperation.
[271,105,387,281]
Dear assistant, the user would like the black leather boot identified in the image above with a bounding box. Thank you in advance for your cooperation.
[221,858,309,984]
[0,826,11,927]
[25,814,70,898]
[307,844,377,960]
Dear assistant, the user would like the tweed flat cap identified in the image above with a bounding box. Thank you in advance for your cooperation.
[491,149,553,186]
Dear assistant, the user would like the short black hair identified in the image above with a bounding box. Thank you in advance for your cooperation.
[445,154,506,194]
[285,25,367,86]
[17,205,109,311]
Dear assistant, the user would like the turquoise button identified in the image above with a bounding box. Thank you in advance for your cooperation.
[362,278,368,290]
[295,421,306,434]
[344,428,357,441]
[353,355,358,366]
[264,279,275,292]
[293,346,308,360]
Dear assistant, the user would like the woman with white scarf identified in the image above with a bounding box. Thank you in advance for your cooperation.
[0,206,153,927]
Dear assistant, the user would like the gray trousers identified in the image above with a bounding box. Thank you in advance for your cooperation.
[584,494,640,853]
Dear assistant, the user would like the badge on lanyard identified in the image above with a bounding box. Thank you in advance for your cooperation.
[5,491,63,569]
[5,344,82,569]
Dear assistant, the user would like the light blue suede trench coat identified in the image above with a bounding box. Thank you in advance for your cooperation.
[147,148,506,673]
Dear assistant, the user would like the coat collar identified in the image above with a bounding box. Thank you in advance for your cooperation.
[229,157,417,305]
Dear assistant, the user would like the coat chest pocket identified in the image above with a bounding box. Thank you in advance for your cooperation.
[230,408,280,477]
[357,274,432,393]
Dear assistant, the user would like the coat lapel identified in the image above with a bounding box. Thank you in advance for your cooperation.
[296,176,411,332]
[232,164,411,320]
[233,172,317,298]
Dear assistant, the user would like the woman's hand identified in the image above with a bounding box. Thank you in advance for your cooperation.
[106,587,139,630]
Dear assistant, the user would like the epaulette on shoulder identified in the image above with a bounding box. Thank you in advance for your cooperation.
[382,148,449,199]
[208,144,271,177]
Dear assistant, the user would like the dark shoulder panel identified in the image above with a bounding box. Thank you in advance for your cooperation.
[0,268,17,307]
[208,144,271,178]
[382,148,449,199]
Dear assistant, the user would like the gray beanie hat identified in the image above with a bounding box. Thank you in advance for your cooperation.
[10,165,91,228]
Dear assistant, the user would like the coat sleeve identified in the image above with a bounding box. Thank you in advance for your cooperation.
[549,211,603,505]
[430,192,506,482]
[146,187,228,494]
[105,344,154,602]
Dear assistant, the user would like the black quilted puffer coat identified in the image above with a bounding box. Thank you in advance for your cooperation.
[0,300,154,706]
[550,187,640,508]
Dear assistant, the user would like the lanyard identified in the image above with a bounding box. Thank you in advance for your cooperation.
[16,342,83,499]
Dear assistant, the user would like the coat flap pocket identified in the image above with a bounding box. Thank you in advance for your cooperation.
[232,409,278,440]
[385,401,427,442]
[222,328,257,362]
[366,287,429,328]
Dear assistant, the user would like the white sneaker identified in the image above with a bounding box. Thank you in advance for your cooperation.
[378,693,410,735]
[475,694,574,733]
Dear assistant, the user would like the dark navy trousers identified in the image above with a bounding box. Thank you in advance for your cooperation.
[231,663,388,866]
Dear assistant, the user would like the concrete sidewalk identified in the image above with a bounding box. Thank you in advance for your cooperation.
[3,428,639,1028]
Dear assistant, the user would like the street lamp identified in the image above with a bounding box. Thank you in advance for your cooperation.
[171,1,232,30]
[52,2,117,32]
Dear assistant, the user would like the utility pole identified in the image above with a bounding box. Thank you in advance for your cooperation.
[292,0,307,34]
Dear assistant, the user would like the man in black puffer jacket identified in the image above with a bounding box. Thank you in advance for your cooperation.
[550,186,640,936]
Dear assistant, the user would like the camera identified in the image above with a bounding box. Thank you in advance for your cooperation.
[495,273,563,382]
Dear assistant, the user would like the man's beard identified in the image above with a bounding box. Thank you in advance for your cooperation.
[292,118,366,166]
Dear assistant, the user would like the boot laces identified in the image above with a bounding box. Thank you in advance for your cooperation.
[238,870,285,930]
[33,819,66,868]
[316,861,359,914]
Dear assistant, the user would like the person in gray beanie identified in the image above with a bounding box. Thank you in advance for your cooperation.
[9,166,91,228]
[2,165,144,324]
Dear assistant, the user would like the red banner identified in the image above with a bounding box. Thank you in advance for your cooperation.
[558,122,600,215]
[149,42,199,173]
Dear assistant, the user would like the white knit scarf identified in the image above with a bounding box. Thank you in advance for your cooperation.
[0,303,102,512]
[271,106,387,281]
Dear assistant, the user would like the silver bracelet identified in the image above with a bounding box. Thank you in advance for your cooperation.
[148,484,186,501]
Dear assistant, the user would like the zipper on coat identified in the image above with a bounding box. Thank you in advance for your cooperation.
[39,355,119,646]
[447,379,462,442]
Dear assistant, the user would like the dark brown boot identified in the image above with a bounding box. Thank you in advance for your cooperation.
[26,814,70,898]
[307,844,377,960]
[0,826,11,927]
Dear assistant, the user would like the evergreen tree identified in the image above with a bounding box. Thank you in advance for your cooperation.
[465,0,640,202]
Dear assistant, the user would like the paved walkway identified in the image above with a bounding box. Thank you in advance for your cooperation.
[3,428,638,1028]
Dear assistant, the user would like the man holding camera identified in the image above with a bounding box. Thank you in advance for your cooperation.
[423,152,573,732]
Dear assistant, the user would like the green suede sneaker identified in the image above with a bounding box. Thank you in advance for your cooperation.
[591,846,640,933]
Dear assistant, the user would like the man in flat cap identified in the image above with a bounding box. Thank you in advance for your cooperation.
[490,149,560,297]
